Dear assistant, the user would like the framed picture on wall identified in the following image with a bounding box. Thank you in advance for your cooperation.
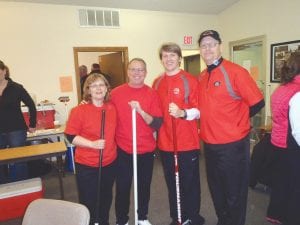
[270,40,300,82]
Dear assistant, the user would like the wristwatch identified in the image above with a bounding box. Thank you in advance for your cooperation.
[182,109,187,119]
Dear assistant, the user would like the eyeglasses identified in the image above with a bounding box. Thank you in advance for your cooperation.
[89,83,106,89]
[200,42,219,50]
[128,68,145,73]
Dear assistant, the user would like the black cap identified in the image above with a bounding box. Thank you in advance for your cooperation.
[198,30,222,45]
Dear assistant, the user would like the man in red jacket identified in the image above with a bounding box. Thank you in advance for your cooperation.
[111,58,163,225]
[198,30,265,225]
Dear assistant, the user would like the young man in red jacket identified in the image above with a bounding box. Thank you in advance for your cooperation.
[153,43,205,225]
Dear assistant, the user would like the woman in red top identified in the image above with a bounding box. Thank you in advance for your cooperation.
[65,74,117,225]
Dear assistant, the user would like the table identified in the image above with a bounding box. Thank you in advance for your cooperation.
[27,125,65,142]
[0,142,67,199]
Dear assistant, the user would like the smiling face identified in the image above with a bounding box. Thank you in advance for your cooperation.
[199,36,222,65]
[127,60,147,88]
[88,79,108,102]
[82,74,109,103]
[161,51,181,75]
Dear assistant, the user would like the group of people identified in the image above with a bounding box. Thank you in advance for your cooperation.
[0,29,298,225]
[64,29,269,225]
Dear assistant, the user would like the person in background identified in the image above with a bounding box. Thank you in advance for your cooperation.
[153,43,205,225]
[90,63,111,85]
[79,64,88,95]
[65,74,117,225]
[81,63,111,96]
[79,65,88,84]
[197,30,265,225]
[0,60,36,183]
[111,58,163,225]
[266,52,300,225]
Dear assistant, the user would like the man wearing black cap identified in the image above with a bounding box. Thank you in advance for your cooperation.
[197,30,265,225]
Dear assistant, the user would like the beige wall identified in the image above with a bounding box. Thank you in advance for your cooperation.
[0,2,217,123]
[2,0,299,123]
[219,0,300,117]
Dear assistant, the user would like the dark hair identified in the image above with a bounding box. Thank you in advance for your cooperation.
[0,60,10,79]
[280,52,300,84]
[82,73,110,102]
[91,63,100,70]
[159,43,182,59]
[128,58,147,71]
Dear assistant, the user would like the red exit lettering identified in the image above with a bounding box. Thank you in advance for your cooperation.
[184,36,193,45]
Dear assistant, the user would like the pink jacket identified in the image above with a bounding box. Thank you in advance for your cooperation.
[271,76,300,148]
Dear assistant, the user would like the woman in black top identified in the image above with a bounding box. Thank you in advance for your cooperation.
[0,60,37,183]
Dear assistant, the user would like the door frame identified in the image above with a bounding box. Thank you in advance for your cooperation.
[229,35,266,70]
[73,46,129,103]
[229,35,267,116]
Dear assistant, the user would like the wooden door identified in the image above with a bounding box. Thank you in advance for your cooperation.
[99,52,126,89]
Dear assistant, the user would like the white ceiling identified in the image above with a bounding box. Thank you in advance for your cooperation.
[4,0,240,14]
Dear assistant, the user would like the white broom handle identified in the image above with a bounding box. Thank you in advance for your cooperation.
[70,144,76,174]
[132,108,138,225]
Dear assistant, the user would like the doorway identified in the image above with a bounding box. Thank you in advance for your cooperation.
[229,35,267,142]
[73,47,129,103]
[181,49,204,76]
[184,54,201,76]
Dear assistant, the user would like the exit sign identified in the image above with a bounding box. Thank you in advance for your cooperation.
[183,36,193,45]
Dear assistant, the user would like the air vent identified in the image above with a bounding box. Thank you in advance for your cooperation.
[78,8,120,28]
